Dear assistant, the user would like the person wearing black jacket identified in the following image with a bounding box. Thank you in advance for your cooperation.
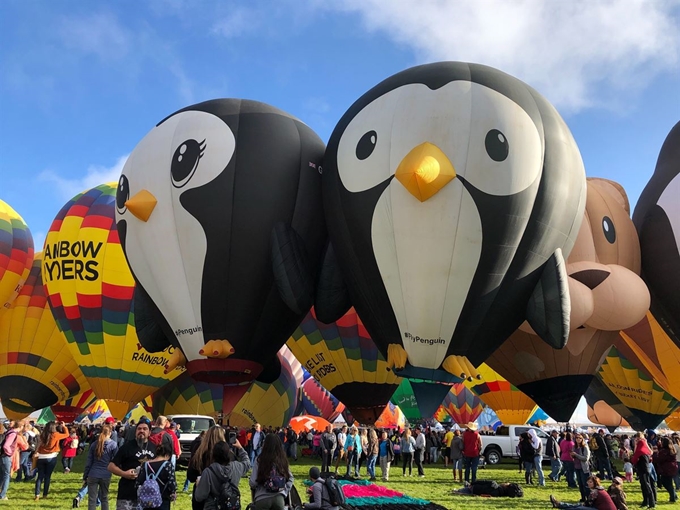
[320,426,336,474]
[547,430,562,482]
[286,428,298,461]
[594,429,613,480]
[136,442,176,510]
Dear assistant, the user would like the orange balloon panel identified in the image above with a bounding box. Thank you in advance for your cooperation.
[0,254,89,417]
[617,312,680,401]
[288,415,331,434]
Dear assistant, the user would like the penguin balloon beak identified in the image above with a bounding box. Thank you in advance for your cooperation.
[125,189,157,222]
[395,142,456,202]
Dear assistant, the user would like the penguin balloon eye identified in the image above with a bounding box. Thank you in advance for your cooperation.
[602,216,616,244]
[171,139,206,188]
[485,129,509,162]
[116,175,130,214]
[356,130,378,160]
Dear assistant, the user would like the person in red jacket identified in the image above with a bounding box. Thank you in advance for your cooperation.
[61,428,79,473]
[631,432,656,509]
[462,422,482,484]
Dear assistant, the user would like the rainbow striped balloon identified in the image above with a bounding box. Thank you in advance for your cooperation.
[153,347,299,428]
[43,183,181,420]
[287,307,401,424]
[51,389,98,423]
[441,384,484,425]
[0,254,88,418]
[465,364,538,425]
[0,200,34,310]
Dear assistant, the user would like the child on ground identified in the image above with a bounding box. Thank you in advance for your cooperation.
[607,477,629,510]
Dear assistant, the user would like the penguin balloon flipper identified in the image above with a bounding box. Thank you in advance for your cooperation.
[271,222,315,315]
[314,242,352,324]
[133,283,174,353]
[525,248,571,349]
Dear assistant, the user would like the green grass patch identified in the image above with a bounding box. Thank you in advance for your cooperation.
[0,453,670,509]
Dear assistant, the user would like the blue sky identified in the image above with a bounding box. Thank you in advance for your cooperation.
[1,0,679,420]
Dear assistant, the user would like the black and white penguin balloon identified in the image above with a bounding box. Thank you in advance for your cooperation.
[317,62,587,382]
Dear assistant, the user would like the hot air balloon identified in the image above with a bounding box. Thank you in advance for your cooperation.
[464,364,537,425]
[585,380,630,432]
[442,384,484,425]
[374,402,407,430]
[153,347,299,429]
[299,377,344,422]
[115,99,326,417]
[316,61,586,385]
[0,200,34,310]
[433,405,451,424]
[617,312,680,401]
[633,121,680,347]
[43,184,182,419]
[487,178,649,421]
[597,346,679,430]
[287,307,401,424]
[288,416,331,434]
[0,254,89,419]
[51,389,98,423]
[665,410,680,431]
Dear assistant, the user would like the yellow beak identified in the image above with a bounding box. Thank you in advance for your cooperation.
[125,189,157,222]
[395,142,456,202]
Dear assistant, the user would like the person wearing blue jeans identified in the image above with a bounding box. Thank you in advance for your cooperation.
[463,456,479,483]
[35,456,59,500]
[15,450,33,482]
[0,455,12,500]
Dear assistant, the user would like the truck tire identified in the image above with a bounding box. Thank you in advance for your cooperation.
[484,447,502,465]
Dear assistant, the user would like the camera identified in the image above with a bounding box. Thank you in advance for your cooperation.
[228,431,237,445]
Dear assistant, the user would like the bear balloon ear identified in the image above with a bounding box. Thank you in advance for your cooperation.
[525,248,570,349]
[588,178,630,215]
[314,242,352,324]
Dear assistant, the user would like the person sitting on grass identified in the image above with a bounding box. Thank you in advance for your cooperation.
[549,475,616,510]
[606,477,629,510]
[303,467,338,510]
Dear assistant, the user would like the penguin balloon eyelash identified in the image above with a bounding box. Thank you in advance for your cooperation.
[356,130,378,160]
[602,216,616,244]
[171,138,206,188]
[485,129,509,162]
[116,175,130,214]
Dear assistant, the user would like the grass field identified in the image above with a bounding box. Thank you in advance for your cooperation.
[0,453,674,509]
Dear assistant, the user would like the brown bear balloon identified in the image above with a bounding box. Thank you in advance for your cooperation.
[486,178,650,421]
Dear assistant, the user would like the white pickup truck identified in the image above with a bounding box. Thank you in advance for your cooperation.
[480,425,550,465]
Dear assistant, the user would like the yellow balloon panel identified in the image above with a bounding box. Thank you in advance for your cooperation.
[0,254,89,417]
[42,184,181,411]
[0,200,34,310]
[465,364,537,425]
[598,346,678,418]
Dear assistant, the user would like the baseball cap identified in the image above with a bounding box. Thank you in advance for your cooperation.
[309,467,321,479]
[104,417,115,424]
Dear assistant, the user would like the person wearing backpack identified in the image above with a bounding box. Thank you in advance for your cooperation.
[149,416,181,468]
[304,467,341,510]
[249,434,294,510]
[108,420,157,510]
[0,420,21,500]
[136,442,176,510]
[195,439,250,510]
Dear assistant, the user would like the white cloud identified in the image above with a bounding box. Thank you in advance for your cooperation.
[211,7,262,38]
[39,155,128,201]
[321,0,680,111]
[59,12,132,61]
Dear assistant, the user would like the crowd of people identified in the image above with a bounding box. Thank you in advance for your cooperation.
[1,415,679,510]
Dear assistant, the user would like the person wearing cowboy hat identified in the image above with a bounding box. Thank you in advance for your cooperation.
[462,422,482,484]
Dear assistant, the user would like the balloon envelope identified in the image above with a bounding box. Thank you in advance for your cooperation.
[43,183,182,419]
[115,99,327,417]
[464,364,537,425]
[288,415,331,434]
[374,402,406,429]
[442,384,484,425]
[0,200,34,309]
[319,61,586,382]
[597,346,679,430]
[299,377,343,422]
[287,307,401,424]
[52,389,98,423]
[488,178,649,421]
[0,254,89,418]
[633,121,680,347]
